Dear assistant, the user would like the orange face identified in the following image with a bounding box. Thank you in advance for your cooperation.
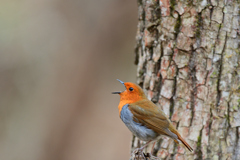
[112,79,146,105]
[119,82,146,102]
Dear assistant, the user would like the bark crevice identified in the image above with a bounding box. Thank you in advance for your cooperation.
[216,33,227,108]
[196,126,204,159]
[234,127,239,160]
[189,45,197,127]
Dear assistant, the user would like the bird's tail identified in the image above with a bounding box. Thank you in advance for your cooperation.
[174,133,193,152]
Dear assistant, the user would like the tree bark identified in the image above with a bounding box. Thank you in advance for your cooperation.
[131,0,240,159]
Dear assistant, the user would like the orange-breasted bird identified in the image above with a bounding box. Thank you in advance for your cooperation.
[112,79,193,157]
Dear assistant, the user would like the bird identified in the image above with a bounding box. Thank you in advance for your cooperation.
[112,79,193,158]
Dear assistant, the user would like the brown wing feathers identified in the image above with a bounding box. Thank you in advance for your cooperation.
[129,100,193,152]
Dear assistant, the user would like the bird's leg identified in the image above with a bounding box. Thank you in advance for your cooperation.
[147,141,159,160]
[140,140,152,150]
[133,141,152,158]
[150,141,156,155]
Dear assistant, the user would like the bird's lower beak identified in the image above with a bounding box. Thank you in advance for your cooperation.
[112,91,122,94]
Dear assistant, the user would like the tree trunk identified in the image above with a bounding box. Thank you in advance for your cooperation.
[131,0,240,159]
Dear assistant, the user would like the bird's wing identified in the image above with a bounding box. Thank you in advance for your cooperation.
[128,99,193,152]
[128,99,172,136]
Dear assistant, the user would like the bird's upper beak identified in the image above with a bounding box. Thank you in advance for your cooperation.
[112,79,125,94]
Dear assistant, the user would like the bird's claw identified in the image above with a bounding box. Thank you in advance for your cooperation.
[133,148,145,160]
[146,153,159,160]
[133,149,159,160]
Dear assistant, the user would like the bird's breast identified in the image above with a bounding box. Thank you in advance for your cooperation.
[120,104,159,141]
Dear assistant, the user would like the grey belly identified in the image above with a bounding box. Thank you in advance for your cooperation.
[120,104,159,141]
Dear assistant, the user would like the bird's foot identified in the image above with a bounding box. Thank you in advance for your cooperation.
[132,149,159,160]
[146,153,159,160]
[133,148,146,160]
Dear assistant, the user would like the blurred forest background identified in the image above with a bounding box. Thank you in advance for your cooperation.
[0,0,137,160]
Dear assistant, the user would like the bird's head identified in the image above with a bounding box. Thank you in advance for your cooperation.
[112,79,146,103]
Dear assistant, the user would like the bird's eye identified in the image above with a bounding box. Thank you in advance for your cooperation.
[129,87,134,91]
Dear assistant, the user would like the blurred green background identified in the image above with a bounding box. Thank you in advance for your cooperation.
[0,0,137,160]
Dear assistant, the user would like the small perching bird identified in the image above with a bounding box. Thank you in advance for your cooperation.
[112,79,193,158]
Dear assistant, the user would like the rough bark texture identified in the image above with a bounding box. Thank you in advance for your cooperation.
[132,0,240,159]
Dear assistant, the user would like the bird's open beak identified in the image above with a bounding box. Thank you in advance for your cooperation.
[112,79,125,94]
[112,91,122,94]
